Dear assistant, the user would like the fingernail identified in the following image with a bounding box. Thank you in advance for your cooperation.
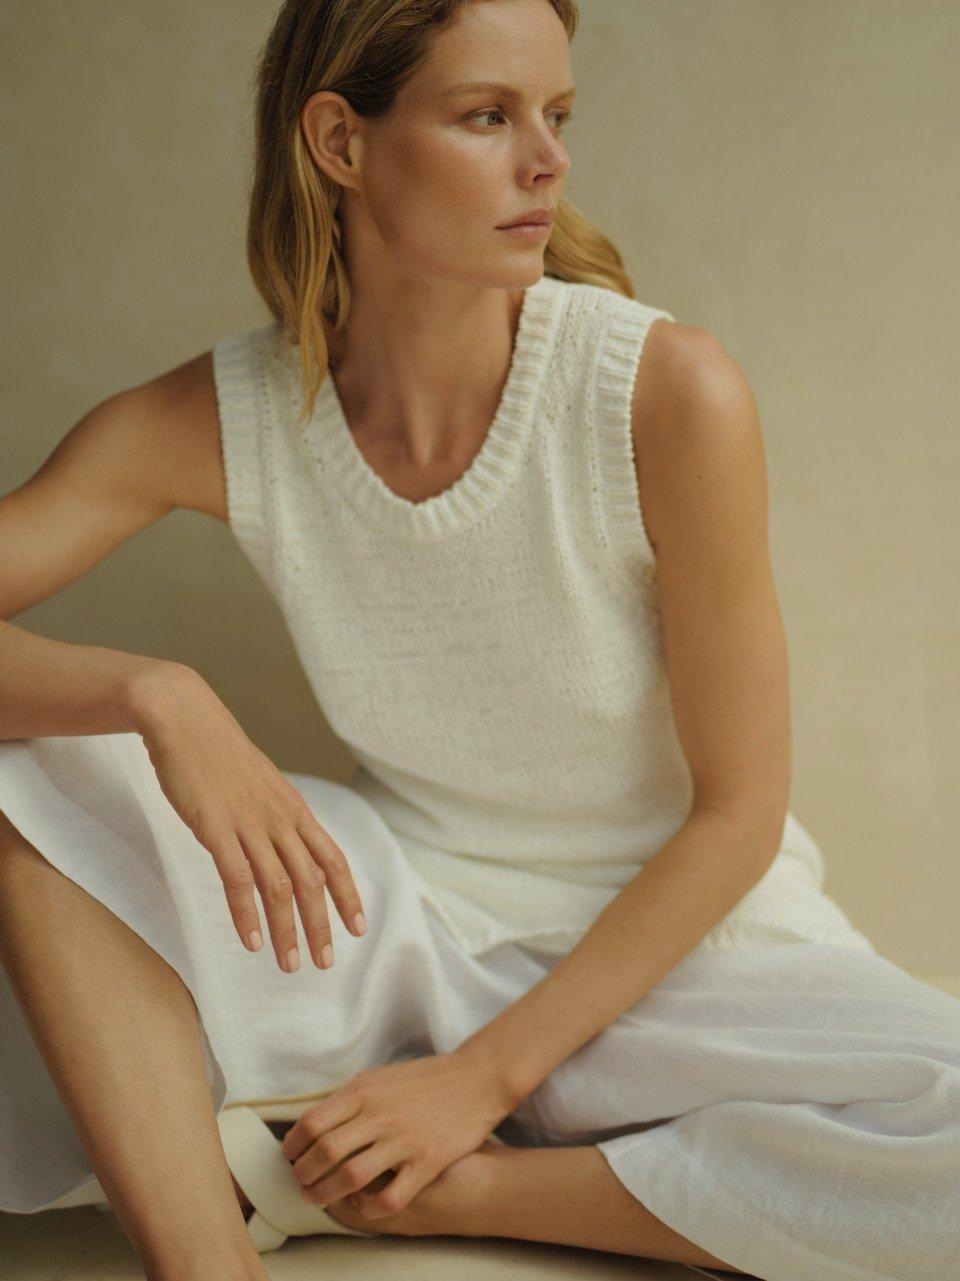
[353,912,367,936]
[286,947,300,972]
[321,944,334,968]
[248,930,262,952]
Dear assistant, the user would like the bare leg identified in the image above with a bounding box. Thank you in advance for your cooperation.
[463,1144,750,1272]
[0,810,268,1281]
[324,1142,749,1273]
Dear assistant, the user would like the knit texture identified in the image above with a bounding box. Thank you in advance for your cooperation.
[211,274,875,959]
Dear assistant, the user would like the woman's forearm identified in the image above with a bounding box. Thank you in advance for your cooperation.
[456,806,783,1109]
[0,617,183,740]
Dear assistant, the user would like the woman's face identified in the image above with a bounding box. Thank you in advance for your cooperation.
[310,0,574,289]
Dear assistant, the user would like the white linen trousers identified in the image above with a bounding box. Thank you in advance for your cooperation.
[1,731,959,1281]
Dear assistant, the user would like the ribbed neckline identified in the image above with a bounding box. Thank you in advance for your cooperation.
[294,273,565,540]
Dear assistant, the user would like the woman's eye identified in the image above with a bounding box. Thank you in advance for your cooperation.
[467,108,574,130]
[470,108,505,127]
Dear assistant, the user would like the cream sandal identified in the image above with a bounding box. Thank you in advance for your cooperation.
[216,1087,505,1254]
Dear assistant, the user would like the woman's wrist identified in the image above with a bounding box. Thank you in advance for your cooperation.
[125,659,208,737]
[454,1029,539,1114]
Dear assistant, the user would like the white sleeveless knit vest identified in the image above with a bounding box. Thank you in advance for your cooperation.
[212,273,874,959]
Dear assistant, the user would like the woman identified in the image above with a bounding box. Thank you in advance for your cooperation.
[2,2,958,1279]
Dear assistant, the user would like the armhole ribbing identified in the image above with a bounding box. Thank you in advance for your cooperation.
[211,325,277,586]
[592,296,675,590]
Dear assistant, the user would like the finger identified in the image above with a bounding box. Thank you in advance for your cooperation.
[295,811,367,938]
[239,830,300,972]
[281,1090,362,1163]
[305,1140,401,1207]
[272,826,335,970]
[206,826,264,953]
[293,1118,377,1188]
[356,1160,422,1219]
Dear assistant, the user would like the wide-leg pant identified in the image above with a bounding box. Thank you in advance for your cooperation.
[1,732,958,1280]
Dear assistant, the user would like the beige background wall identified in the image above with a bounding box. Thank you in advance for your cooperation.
[3,2,957,976]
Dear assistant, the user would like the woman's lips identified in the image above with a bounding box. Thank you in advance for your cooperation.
[496,222,552,239]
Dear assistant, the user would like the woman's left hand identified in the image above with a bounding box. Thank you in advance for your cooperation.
[279,1049,515,1219]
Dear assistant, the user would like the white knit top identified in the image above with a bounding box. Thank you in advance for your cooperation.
[212,273,875,959]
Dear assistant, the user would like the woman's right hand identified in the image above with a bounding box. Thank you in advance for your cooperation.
[129,662,367,974]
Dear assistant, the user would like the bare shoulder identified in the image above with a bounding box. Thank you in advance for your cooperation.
[0,349,227,619]
[630,319,763,554]
[122,348,227,522]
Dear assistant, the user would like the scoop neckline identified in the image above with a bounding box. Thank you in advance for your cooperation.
[294,273,565,541]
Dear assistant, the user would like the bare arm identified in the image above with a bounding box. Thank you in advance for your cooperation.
[0,355,367,971]
[0,350,226,740]
[456,320,792,1105]
[0,621,177,740]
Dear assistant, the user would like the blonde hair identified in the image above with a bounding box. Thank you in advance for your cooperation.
[246,0,634,427]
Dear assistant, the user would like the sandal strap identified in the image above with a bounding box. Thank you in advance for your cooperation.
[217,1105,374,1242]
[245,1210,288,1252]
